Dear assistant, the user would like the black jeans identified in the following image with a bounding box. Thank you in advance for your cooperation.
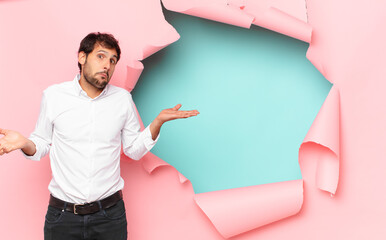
[44,199,127,240]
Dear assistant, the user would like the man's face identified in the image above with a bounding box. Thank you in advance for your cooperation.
[79,43,118,89]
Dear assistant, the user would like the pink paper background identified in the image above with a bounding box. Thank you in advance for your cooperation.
[1,0,386,239]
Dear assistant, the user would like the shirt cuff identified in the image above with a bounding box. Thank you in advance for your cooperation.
[21,138,41,161]
[143,125,159,151]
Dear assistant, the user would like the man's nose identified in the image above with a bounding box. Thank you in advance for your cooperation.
[103,60,111,70]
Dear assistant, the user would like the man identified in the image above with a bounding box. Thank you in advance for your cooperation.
[0,32,199,240]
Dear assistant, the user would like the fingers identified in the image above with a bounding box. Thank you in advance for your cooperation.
[0,128,7,135]
[172,104,182,111]
[162,105,200,122]
[0,145,7,155]
[176,110,200,118]
[179,110,199,114]
[0,142,8,155]
[0,144,13,155]
[0,138,13,155]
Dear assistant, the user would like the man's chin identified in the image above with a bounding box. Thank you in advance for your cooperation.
[98,83,107,89]
[94,81,107,89]
[98,77,109,86]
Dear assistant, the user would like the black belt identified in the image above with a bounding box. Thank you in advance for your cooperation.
[49,190,123,215]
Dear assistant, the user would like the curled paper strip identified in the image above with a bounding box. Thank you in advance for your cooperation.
[299,85,340,194]
[142,153,190,184]
[162,0,254,28]
[250,6,312,43]
[239,0,312,42]
[195,179,304,238]
[111,59,144,91]
[126,60,144,92]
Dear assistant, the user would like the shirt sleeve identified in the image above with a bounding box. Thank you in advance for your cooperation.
[22,91,53,161]
[121,94,159,160]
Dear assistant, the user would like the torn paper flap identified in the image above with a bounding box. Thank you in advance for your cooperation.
[300,86,340,194]
[195,179,303,238]
[162,0,254,28]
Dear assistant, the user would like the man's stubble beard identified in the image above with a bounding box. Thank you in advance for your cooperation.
[83,59,109,90]
[84,74,107,89]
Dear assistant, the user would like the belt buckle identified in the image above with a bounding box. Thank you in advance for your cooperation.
[74,204,82,215]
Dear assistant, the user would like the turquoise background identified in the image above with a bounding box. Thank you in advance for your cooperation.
[132,10,331,194]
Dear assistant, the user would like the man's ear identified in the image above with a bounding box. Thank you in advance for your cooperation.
[78,51,86,65]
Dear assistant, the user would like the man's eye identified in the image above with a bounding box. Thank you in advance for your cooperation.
[110,59,116,64]
[98,55,103,59]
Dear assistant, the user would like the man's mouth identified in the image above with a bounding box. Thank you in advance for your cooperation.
[99,73,107,80]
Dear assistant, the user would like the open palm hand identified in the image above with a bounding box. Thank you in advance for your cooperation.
[0,129,27,155]
[156,104,199,124]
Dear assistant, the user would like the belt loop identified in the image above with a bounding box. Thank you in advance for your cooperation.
[97,200,102,211]
[63,202,68,212]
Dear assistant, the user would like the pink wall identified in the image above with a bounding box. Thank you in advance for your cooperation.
[1,0,386,239]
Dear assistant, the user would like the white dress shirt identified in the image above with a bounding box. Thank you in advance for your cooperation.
[24,74,158,204]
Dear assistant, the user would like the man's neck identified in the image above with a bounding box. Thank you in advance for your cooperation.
[79,75,104,99]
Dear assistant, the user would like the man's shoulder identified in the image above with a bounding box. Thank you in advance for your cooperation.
[108,84,132,99]
[43,81,74,96]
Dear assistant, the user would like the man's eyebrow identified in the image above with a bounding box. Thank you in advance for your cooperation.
[97,50,118,59]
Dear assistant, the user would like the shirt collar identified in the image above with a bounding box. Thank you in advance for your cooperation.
[73,74,109,98]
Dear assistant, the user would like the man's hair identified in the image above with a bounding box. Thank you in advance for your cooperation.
[78,32,121,72]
